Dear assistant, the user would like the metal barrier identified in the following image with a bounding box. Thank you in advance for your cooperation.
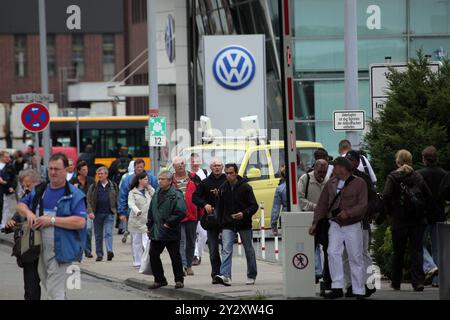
[438,222,450,300]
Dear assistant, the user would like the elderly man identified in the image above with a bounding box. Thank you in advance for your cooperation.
[171,156,197,276]
[147,170,186,289]
[192,158,227,283]
[66,158,76,182]
[17,153,87,300]
[298,159,330,287]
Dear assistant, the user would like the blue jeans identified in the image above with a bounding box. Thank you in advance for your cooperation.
[315,243,323,276]
[423,223,439,285]
[94,213,114,257]
[85,218,93,255]
[220,229,257,280]
[180,221,197,268]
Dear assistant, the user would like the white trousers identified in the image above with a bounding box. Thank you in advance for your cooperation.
[131,232,149,267]
[328,221,365,295]
[194,221,208,258]
[343,229,372,288]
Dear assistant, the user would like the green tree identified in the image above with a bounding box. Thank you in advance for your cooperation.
[364,51,450,277]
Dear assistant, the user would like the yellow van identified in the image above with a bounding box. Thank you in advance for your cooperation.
[178,140,324,230]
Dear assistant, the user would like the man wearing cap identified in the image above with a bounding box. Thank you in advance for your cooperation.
[309,157,368,299]
[343,150,378,298]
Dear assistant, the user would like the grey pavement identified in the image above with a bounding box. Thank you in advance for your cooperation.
[0,232,440,300]
[0,244,168,300]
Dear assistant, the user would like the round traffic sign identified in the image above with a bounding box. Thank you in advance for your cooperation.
[21,103,50,133]
[292,253,309,270]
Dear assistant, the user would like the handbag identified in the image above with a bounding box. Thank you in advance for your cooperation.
[200,205,220,230]
[139,240,153,275]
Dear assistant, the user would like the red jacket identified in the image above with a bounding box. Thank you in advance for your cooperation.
[173,172,204,223]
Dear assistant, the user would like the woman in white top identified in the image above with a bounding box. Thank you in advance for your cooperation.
[127,172,155,268]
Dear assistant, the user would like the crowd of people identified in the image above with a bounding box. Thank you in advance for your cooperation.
[270,140,449,299]
[1,140,449,300]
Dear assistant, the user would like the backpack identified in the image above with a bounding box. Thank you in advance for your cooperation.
[399,180,427,219]
[112,158,130,185]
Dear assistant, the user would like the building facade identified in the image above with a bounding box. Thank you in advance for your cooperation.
[192,0,450,157]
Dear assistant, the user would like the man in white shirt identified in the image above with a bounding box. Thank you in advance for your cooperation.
[66,158,76,181]
[338,140,377,186]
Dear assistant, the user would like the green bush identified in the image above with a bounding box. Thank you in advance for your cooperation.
[364,50,450,278]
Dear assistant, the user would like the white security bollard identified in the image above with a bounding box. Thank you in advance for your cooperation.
[282,212,316,298]
[237,233,242,256]
[274,234,279,261]
[260,202,266,260]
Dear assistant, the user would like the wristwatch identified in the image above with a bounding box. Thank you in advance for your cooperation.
[50,217,56,226]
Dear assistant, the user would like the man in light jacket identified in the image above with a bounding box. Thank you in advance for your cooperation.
[298,159,329,285]
[309,157,368,300]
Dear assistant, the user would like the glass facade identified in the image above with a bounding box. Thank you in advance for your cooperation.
[193,0,450,157]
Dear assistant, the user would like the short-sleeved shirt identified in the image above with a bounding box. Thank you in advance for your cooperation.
[20,185,86,218]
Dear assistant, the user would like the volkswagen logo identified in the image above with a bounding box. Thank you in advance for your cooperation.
[212,46,256,90]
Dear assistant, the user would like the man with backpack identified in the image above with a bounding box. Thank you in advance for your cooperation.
[344,151,378,297]
[417,146,448,287]
[16,153,87,300]
[383,149,433,292]
[298,159,330,287]
[109,147,131,186]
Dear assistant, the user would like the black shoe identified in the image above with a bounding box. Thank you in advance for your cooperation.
[324,289,344,299]
[320,281,332,297]
[118,229,124,235]
[315,275,323,284]
[365,285,376,297]
[96,256,103,262]
[345,286,355,298]
[175,281,184,289]
[212,277,220,285]
[390,283,400,291]
[149,280,168,289]
[107,251,114,261]
[413,284,425,292]
[85,252,93,258]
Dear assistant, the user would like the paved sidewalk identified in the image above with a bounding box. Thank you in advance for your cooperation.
[0,233,440,300]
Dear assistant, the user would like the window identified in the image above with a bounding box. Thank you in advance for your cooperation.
[47,34,56,77]
[15,35,27,77]
[245,150,270,180]
[72,34,85,79]
[410,0,450,34]
[103,34,115,81]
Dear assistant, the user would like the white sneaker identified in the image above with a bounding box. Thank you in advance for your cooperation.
[246,278,256,285]
[215,275,232,286]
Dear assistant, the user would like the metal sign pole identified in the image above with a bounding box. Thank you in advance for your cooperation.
[39,0,51,167]
[279,0,299,212]
[147,0,159,173]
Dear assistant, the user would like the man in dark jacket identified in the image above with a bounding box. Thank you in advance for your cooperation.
[417,146,448,287]
[147,170,186,289]
[192,158,227,283]
[0,151,17,229]
[214,163,258,286]
[109,147,131,186]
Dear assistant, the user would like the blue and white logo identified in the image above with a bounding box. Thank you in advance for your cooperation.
[213,46,256,90]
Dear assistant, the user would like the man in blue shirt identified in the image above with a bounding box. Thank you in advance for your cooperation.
[17,153,86,300]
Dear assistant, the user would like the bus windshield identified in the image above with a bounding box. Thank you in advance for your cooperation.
[178,149,246,172]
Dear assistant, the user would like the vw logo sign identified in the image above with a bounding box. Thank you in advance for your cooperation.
[213,46,256,90]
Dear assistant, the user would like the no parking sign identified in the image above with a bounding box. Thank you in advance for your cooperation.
[21,103,50,133]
